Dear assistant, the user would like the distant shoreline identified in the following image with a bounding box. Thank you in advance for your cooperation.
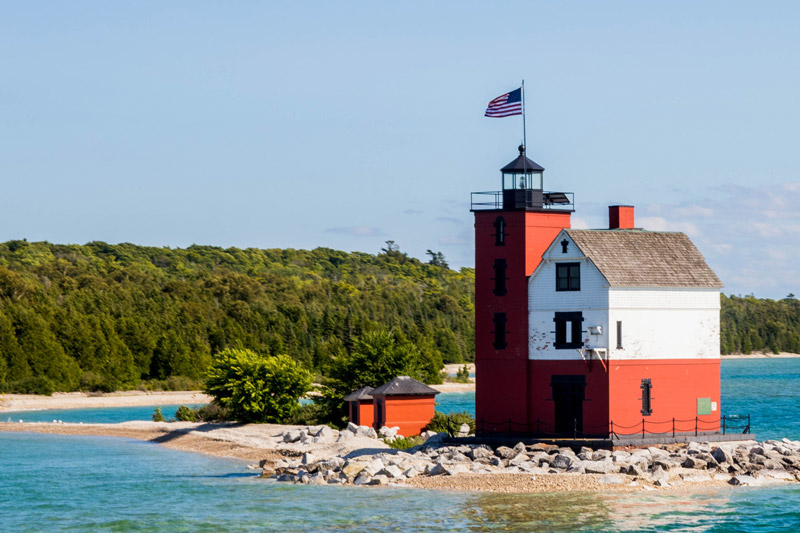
[0,354,794,414]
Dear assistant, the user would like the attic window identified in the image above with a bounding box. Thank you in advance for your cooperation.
[493,217,506,246]
[556,262,580,291]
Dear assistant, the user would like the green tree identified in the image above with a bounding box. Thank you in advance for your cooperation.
[203,348,312,423]
[317,328,441,427]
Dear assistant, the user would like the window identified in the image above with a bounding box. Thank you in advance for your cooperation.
[492,312,507,349]
[556,262,580,291]
[560,239,569,254]
[616,321,623,349]
[492,258,507,296]
[554,312,583,349]
[493,217,506,246]
[640,379,653,416]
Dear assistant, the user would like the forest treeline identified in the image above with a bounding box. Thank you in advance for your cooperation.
[0,239,798,395]
[720,294,800,355]
[0,240,473,394]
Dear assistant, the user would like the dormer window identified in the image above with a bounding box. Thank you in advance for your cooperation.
[493,217,506,246]
[556,262,580,291]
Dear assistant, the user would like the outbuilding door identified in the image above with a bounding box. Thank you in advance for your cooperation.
[551,375,585,436]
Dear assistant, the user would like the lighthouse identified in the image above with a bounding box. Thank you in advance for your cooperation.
[471,145,574,430]
[472,148,723,439]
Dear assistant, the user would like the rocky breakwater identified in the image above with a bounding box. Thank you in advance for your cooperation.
[265,429,800,490]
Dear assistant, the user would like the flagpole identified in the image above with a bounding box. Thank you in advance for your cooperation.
[522,79,527,150]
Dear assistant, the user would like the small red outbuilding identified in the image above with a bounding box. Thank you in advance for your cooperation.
[369,376,439,437]
[343,386,374,428]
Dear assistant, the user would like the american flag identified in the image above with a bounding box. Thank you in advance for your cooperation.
[484,88,522,117]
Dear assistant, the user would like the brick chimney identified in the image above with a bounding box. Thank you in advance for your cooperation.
[609,205,635,229]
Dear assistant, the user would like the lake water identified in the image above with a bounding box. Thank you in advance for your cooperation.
[2,358,800,531]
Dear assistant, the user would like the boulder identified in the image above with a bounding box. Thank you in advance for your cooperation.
[301,452,316,465]
[495,446,517,460]
[276,474,295,483]
[353,473,372,485]
[456,423,471,438]
[368,475,389,485]
[508,454,530,467]
[584,460,617,474]
[428,463,447,476]
[467,446,494,461]
[377,465,404,479]
[307,473,326,486]
[283,430,303,443]
[711,447,734,465]
[681,456,707,470]
[592,450,611,461]
[378,426,399,439]
[729,475,760,486]
[551,454,573,470]
[346,422,359,433]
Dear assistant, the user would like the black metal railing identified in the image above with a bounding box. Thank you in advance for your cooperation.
[476,415,751,440]
[470,190,575,211]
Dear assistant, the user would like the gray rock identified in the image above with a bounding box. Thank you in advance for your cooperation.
[599,474,624,484]
[585,460,617,474]
[592,449,611,461]
[378,426,399,438]
[301,452,316,465]
[508,453,530,466]
[353,473,372,485]
[682,456,707,470]
[283,430,303,443]
[495,446,517,460]
[654,479,670,487]
[456,423,470,438]
[403,467,418,478]
[276,474,295,483]
[377,465,404,479]
[368,475,389,485]
[468,446,494,461]
[307,473,326,486]
[428,463,447,476]
[551,454,573,470]
[512,442,527,454]
[729,475,760,486]
[711,447,734,465]
[625,464,645,477]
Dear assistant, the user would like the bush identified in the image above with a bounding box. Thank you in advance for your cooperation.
[452,365,471,384]
[175,405,197,422]
[204,348,313,423]
[286,402,326,426]
[385,435,424,450]
[79,372,116,393]
[425,411,475,437]
[193,402,232,422]
[152,407,165,422]
[3,376,56,395]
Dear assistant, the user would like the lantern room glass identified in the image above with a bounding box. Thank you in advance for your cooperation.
[503,170,542,191]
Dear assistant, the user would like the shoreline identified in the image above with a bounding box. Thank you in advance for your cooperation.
[0,391,213,413]
[2,420,794,495]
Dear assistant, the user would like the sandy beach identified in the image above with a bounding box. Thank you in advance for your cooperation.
[0,390,213,413]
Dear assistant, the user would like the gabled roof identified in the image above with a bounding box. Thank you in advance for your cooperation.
[564,229,723,289]
[370,376,440,397]
[343,386,374,402]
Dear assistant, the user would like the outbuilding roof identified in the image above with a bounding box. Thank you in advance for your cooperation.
[565,229,723,289]
[343,386,374,402]
[370,376,440,397]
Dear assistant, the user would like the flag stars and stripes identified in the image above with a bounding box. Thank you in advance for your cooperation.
[484,88,522,117]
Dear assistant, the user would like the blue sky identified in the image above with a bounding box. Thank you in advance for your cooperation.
[2,2,799,298]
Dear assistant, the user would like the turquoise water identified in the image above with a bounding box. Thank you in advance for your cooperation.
[1,431,799,531]
[2,404,204,424]
[1,359,800,531]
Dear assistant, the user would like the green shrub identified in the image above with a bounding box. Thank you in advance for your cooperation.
[193,402,232,422]
[385,435,424,449]
[4,377,56,395]
[425,411,475,437]
[79,372,116,393]
[175,405,197,422]
[152,407,166,422]
[287,402,326,426]
[204,348,313,423]
[452,365,471,383]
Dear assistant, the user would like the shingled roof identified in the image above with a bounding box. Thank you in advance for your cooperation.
[565,229,723,289]
[370,376,440,397]
[343,386,374,402]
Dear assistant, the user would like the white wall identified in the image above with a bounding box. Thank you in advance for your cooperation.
[528,231,721,361]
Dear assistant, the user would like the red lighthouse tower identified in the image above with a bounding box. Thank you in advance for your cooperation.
[471,145,573,431]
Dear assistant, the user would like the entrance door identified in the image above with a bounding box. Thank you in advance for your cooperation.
[551,375,585,435]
